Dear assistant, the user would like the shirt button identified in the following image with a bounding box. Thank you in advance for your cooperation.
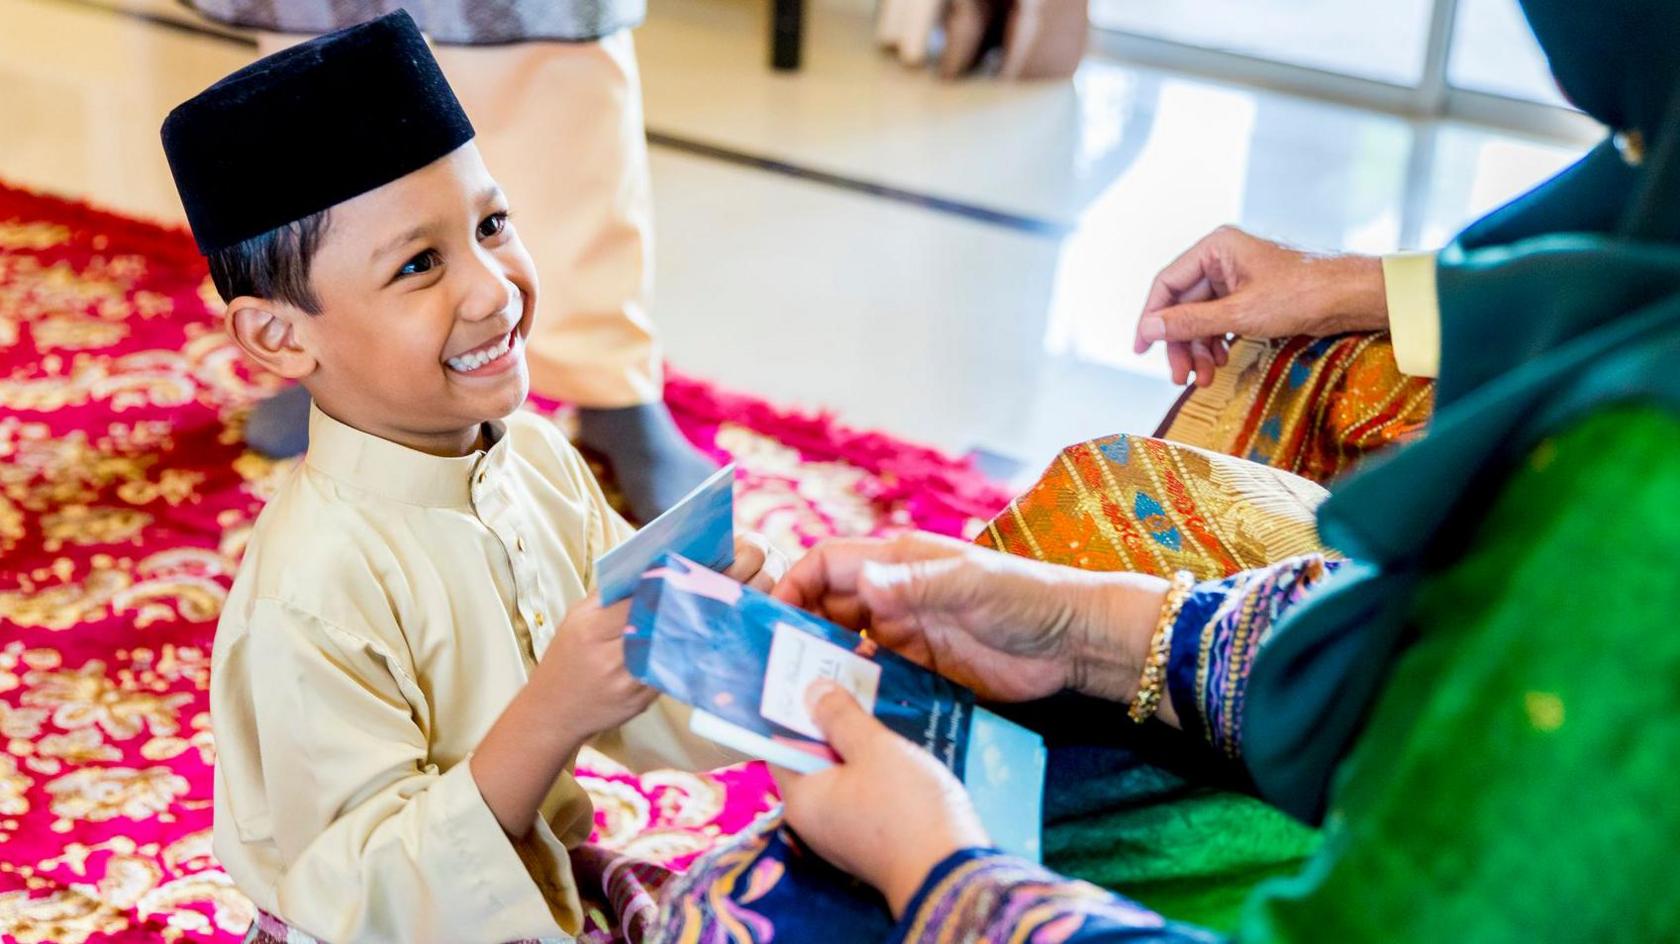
[516,536,525,553]
[476,471,487,485]
[534,611,546,627]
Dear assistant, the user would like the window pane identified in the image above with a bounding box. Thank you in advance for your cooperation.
[1447,0,1569,107]
[1413,124,1583,249]
[1089,0,1435,85]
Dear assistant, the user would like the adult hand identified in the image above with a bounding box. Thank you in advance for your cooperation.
[1133,225,1389,387]
[772,532,1171,708]
[772,681,989,918]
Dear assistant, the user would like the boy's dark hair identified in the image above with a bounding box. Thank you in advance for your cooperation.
[206,210,331,314]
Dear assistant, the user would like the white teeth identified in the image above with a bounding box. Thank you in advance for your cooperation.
[447,332,514,373]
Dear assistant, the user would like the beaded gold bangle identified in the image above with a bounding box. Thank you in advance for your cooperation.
[1128,570,1196,724]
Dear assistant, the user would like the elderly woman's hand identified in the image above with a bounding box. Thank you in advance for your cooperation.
[1134,225,1389,387]
[772,533,1173,713]
[772,680,990,918]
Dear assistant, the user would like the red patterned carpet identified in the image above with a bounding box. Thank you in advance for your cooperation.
[0,181,1009,943]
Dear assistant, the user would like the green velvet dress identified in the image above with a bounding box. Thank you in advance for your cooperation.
[1243,406,1680,940]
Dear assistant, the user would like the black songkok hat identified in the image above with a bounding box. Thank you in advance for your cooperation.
[161,10,475,254]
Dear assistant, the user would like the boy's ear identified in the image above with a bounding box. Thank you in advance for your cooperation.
[225,297,318,380]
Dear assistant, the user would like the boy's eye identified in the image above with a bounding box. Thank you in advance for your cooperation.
[397,250,440,278]
[477,212,509,240]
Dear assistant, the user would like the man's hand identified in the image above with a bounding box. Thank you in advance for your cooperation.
[1135,225,1388,387]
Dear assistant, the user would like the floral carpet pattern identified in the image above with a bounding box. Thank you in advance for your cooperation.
[0,181,1010,943]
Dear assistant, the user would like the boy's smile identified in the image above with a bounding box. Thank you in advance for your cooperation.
[440,279,530,385]
[445,321,522,376]
[230,142,541,458]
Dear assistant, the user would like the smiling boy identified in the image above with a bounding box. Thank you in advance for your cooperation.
[162,14,764,942]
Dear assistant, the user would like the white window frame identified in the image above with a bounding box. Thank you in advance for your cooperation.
[1088,0,1603,145]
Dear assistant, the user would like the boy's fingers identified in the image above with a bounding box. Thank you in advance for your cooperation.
[761,545,790,585]
[597,599,633,636]
[725,538,766,581]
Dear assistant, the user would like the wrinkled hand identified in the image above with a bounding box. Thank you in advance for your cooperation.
[772,681,989,918]
[534,594,657,743]
[773,532,1168,704]
[724,532,788,593]
[1134,225,1388,387]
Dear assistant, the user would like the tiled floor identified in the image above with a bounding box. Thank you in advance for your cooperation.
[0,0,1589,481]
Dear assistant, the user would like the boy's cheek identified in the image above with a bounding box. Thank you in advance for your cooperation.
[501,234,538,285]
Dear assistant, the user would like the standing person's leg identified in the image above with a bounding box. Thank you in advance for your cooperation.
[433,32,715,522]
[435,33,658,414]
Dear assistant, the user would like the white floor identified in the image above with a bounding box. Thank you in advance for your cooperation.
[1,0,1588,482]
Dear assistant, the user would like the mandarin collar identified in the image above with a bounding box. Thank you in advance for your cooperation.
[302,402,509,508]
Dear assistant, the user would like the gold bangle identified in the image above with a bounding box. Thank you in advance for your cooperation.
[1128,570,1195,724]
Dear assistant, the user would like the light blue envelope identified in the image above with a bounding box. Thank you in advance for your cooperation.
[595,463,736,604]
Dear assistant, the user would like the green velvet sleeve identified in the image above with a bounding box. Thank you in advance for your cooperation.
[1241,405,1680,941]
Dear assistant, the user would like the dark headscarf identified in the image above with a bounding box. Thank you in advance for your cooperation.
[1242,0,1680,823]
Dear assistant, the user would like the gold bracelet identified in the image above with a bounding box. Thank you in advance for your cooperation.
[1128,570,1195,724]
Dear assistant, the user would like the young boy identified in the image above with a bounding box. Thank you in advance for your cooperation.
[162,13,768,941]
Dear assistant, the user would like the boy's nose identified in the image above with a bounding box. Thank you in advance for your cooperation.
[459,265,518,325]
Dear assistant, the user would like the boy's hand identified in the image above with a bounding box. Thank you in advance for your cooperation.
[532,593,658,745]
[723,532,788,593]
[473,593,654,837]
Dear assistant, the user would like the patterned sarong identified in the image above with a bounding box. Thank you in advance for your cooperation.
[1157,334,1434,484]
[979,333,1434,582]
[977,434,1331,581]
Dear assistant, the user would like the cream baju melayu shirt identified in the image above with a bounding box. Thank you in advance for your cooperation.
[212,406,735,944]
[1382,251,1441,378]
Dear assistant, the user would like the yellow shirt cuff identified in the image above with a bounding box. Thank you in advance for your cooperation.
[1383,252,1441,378]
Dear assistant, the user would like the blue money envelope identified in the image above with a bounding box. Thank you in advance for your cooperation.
[595,463,736,605]
[624,552,1045,862]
